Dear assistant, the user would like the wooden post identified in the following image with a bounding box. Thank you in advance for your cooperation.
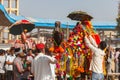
[101,30,105,41]
[8,33,12,40]
[66,23,69,40]
[106,32,112,79]
[108,32,112,50]
[0,31,3,43]
[16,0,19,15]
[37,28,40,43]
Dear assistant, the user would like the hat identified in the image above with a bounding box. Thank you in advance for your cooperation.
[15,48,23,55]
[36,43,45,50]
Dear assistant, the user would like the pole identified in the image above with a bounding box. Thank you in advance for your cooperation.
[106,32,112,80]
[66,22,69,40]
[37,28,40,43]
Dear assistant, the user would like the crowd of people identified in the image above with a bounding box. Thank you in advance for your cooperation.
[106,47,120,80]
[0,42,57,80]
[0,28,57,80]
[0,23,120,80]
[0,36,119,80]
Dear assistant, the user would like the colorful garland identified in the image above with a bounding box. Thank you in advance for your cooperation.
[49,21,101,79]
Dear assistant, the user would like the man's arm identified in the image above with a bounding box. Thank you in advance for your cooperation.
[84,36,98,53]
[15,63,24,74]
[31,59,34,75]
[6,61,13,65]
[48,56,57,64]
[89,35,98,47]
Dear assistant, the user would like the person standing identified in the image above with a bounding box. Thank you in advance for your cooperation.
[118,53,120,80]
[106,47,115,80]
[26,49,34,80]
[115,48,120,73]
[5,47,16,80]
[21,29,30,50]
[84,35,107,80]
[45,43,56,80]
[21,29,28,44]
[26,49,34,62]
[13,48,25,80]
[0,49,6,80]
[31,43,57,80]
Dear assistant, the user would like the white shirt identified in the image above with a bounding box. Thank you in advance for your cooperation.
[27,56,33,62]
[5,54,16,71]
[115,51,120,62]
[0,55,6,73]
[31,53,56,80]
[50,63,56,80]
[85,36,105,73]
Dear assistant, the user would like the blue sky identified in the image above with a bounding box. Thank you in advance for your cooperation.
[20,0,118,22]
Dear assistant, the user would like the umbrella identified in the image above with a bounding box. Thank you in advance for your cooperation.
[67,11,93,21]
[9,19,35,35]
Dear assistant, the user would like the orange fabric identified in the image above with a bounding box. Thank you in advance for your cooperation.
[49,47,54,52]
[49,46,64,53]
[54,46,64,53]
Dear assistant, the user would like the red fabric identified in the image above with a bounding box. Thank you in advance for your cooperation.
[15,19,31,24]
[84,21,91,27]
[92,34,101,45]
[36,43,45,50]
[21,20,29,23]
[55,54,61,60]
